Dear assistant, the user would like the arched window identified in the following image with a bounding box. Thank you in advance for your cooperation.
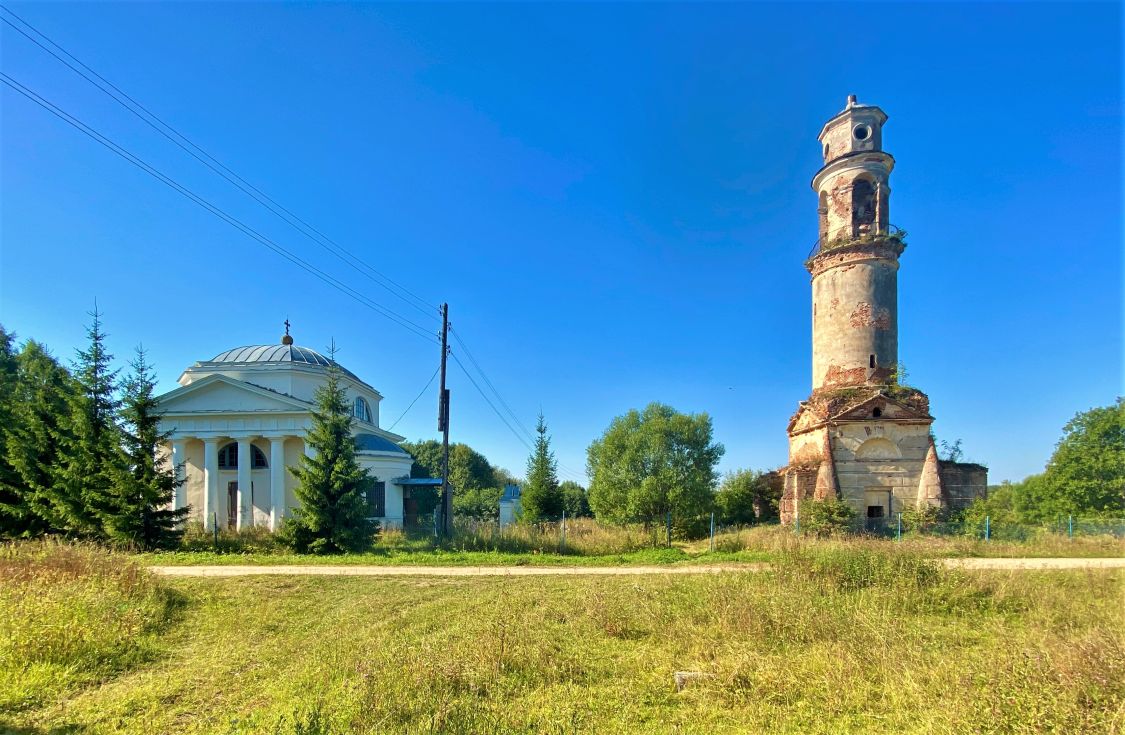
[354,397,372,423]
[852,178,875,232]
[217,442,269,469]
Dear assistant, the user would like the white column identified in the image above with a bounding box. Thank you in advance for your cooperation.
[203,438,220,531]
[236,437,252,530]
[269,436,286,531]
[171,438,188,513]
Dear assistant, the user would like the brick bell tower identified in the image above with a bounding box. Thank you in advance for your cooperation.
[780,96,944,526]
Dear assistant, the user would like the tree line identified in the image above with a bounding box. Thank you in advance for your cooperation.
[403,401,779,532]
[0,316,186,549]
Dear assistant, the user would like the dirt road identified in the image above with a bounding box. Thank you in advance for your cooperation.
[147,558,1124,578]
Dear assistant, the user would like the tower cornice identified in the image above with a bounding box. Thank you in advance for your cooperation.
[805,236,905,277]
[811,151,895,192]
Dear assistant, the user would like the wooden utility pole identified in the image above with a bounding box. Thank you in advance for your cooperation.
[437,303,452,536]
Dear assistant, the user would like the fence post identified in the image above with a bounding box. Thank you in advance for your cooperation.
[561,511,567,553]
[433,511,439,539]
[984,515,990,542]
[795,515,799,535]
[212,512,218,549]
[709,512,715,552]
[896,512,902,542]
[1068,514,1073,539]
[665,512,672,547]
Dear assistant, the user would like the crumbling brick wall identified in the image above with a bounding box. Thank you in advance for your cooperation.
[939,462,988,509]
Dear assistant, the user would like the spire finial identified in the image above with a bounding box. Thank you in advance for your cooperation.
[282,318,294,346]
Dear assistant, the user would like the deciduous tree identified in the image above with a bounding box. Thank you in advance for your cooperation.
[715,469,778,524]
[587,402,724,529]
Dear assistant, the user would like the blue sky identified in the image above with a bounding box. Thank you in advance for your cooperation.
[1,2,1120,485]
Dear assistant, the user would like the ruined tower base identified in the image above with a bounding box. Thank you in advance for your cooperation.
[780,386,984,525]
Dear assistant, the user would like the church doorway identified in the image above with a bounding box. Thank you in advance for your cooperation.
[227,482,238,528]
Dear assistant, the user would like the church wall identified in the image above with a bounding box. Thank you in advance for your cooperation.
[831,422,931,515]
[787,427,828,465]
[359,454,414,528]
[250,438,272,526]
[183,439,205,523]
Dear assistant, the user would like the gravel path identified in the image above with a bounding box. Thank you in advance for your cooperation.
[148,558,1124,578]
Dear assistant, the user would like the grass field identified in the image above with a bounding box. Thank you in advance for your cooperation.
[139,521,1125,567]
[3,542,1123,734]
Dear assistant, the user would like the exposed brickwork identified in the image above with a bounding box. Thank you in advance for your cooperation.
[849,302,891,330]
[939,462,989,509]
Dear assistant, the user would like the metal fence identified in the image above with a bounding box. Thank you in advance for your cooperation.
[831,515,1125,542]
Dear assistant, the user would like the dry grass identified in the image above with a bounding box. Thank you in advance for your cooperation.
[701,523,1125,558]
[0,540,182,712]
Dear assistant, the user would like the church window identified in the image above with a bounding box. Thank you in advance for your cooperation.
[217,442,268,469]
[366,480,386,518]
[853,124,871,141]
[354,397,372,423]
[869,354,876,368]
[873,407,882,418]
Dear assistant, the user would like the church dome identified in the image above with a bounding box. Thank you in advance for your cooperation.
[208,344,360,381]
[212,344,332,367]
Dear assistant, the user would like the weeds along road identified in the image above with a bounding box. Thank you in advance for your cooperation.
[148,558,1125,577]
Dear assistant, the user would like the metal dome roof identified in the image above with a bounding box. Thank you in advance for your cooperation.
[354,433,409,455]
[208,345,361,381]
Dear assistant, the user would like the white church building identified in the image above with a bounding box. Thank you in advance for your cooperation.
[155,332,414,531]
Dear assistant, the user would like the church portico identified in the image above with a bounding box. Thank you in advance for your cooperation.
[157,330,415,533]
[169,430,304,531]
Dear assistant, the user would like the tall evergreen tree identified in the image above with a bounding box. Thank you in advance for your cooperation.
[54,308,123,538]
[521,413,563,522]
[281,346,374,553]
[0,325,25,536]
[104,348,189,549]
[1,340,74,536]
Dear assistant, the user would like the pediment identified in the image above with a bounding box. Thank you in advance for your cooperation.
[833,392,930,422]
[156,374,311,414]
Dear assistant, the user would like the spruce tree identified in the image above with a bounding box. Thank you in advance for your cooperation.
[521,412,563,522]
[104,348,189,549]
[0,325,25,536]
[280,347,374,553]
[1,339,74,536]
[54,308,123,538]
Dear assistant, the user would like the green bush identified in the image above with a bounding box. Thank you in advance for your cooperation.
[797,498,856,537]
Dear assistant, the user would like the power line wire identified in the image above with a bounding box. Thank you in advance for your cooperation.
[2,11,588,477]
[386,365,440,432]
[449,327,535,444]
[0,5,439,322]
[450,352,585,483]
[0,71,440,345]
[449,326,587,481]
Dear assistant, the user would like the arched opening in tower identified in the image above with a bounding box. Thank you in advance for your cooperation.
[852,178,875,236]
